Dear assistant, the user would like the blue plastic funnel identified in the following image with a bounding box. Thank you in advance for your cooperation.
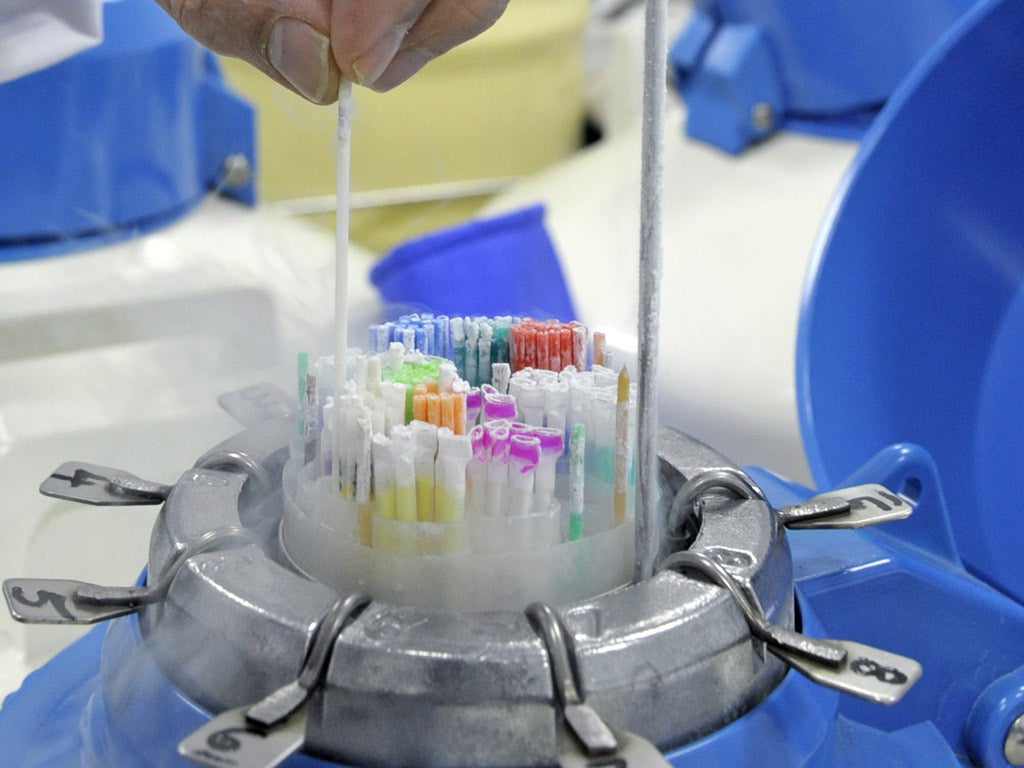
[798,0,1024,601]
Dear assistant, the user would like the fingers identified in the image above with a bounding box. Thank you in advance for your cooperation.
[152,0,510,103]
[330,0,430,86]
[265,13,340,103]
[332,0,510,91]
[153,0,341,105]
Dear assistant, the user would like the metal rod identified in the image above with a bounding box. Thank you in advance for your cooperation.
[634,0,668,583]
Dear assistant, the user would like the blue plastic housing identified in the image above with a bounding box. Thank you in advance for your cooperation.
[671,0,976,152]
[0,0,256,262]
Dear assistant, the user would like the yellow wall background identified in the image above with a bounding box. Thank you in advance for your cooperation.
[220,0,589,253]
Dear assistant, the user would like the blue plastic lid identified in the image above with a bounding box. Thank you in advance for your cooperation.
[797,0,1024,602]
[0,0,255,262]
[370,205,578,322]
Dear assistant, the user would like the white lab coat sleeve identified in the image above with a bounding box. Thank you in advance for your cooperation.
[0,0,103,84]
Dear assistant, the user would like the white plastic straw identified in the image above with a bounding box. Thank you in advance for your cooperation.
[334,80,353,422]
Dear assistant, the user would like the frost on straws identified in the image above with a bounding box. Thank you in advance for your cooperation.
[285,315,638,611]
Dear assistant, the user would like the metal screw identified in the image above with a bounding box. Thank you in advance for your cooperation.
[751,102,774,132]
[219,154,251,188]
[1005,713,1024,765]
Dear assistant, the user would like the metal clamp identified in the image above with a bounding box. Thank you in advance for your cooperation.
[526,602,671,768]
[39,461,172,506]
[659,550,844,667]
[194,450,273,495]
[775,483,914,529]
[657,550,922,705]
[178,592,372,768]
[668,467,765,535]
[2,526,258,625]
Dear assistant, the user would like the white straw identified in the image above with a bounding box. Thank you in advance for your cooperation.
[334,79,353,417]
[635,0,667,583]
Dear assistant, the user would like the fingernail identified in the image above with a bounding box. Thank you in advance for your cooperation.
[267,17,331,102]
[368,47,433,92]
[352,25,408,88]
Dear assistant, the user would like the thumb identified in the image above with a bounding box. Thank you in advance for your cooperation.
[152,0,340,105]
[265,16,340,103]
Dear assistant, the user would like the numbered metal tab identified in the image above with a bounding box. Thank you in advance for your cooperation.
[563,703,618,756]
[3,527,256,625]
[776,483,913,529]
[39,461,171,506]
[177,703,307,768]
[526,602,672,768]
[559,723,672,768]
[180,592,372,768]
[773,639,922,705]
[218,383,294,428]
[3,579,142,624]
[657,550,922,705]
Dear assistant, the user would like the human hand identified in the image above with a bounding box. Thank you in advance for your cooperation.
[153,0,509,103]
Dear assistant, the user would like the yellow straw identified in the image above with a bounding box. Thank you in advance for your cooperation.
[614,365,630,524]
